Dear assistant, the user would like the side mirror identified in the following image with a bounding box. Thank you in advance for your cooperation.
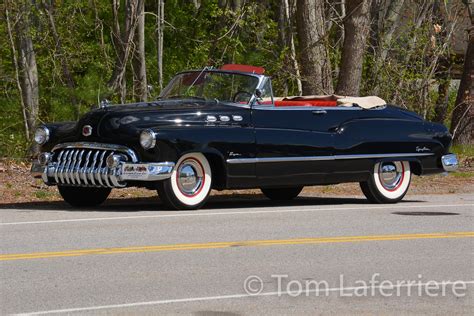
[255,88,263,98]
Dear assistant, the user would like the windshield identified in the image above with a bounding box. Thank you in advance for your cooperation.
[159,71,260,105]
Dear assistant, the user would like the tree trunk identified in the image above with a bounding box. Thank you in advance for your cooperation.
[218,0,241,11]
[43,1,79,117]
[279,0,302,96]
[107,0,140,103]
[5,1,30,141]
[433,77,450,124]
[133,0,147,101]
[369,0,404,94]
[7,0,40,153]
[377,0,404,63]
[278,0,288,95]
[296,0,333,95]
[336,0,372,96]
[450,0,474,145]
[191,0,201,10]
[18,11,39,142]
[156,0,164,91]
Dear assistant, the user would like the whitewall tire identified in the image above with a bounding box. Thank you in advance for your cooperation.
[360,161,411,203]
[157,153,212,210]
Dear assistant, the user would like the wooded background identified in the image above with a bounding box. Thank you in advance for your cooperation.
[1,0,473,157]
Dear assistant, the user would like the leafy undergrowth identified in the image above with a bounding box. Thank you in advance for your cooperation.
[0,159,472,206]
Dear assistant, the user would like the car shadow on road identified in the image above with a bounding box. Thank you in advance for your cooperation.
[0,193,424,212]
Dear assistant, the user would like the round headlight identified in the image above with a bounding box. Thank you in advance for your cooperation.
[34,126,50,145]
[140,129,156,149]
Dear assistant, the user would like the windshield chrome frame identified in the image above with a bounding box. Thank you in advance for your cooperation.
[159,69,268,108]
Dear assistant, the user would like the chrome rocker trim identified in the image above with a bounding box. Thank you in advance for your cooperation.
[441,154,458,172]
[31,142,175,188]
[226,152,435,164]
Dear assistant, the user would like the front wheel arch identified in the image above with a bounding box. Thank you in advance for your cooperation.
[203,152,227,190]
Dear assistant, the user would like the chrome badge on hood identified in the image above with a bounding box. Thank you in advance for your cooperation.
[82,125,93,137]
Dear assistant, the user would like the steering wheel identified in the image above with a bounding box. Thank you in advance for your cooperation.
[232,90,253,103]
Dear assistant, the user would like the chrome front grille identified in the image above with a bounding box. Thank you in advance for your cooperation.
[49,143,137,188]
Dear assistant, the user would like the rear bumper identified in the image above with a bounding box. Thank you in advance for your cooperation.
[441,154,458,172]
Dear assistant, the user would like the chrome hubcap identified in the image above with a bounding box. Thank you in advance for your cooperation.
[177,160,203,196]
[378,162,403,190]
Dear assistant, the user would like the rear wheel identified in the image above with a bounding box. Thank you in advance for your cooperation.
[157,153,212,210]
[360,161,411,203]
[261,186,303,201]
[58,186,111,207]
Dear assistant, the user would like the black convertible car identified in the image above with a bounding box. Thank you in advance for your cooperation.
[31,64,458,209]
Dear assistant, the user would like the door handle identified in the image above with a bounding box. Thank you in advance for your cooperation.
[312,110,327,115]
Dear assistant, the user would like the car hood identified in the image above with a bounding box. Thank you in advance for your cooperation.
[61,99,242,144]
[81,99,221,128]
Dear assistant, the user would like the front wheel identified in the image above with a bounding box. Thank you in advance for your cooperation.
[157,153,212,210]
[58,186,111,207]
[261,186,303,201]
[360,161,411,203]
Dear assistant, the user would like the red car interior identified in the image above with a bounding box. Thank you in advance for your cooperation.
[258,100,338,107]
[274,100,338,107]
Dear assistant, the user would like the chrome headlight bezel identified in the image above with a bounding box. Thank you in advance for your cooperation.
[139,129,157,149]
[34,126,50,145]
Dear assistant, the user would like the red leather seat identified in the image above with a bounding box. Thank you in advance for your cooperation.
[274,100,337,107]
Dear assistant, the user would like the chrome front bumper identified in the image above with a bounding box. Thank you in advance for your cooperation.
[31,142,175,188]
[441,154,458,172]
[32,160,175,188]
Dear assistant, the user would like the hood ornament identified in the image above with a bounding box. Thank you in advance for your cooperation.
[100,99,111,109]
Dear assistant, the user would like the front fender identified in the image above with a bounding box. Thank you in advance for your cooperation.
[143,126,255,189]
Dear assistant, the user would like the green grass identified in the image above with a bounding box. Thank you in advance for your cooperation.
[451,144,474,159]
[451,171,474,178]
[34,190,53,199]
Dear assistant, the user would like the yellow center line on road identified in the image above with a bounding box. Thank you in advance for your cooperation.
[2,232,473,261]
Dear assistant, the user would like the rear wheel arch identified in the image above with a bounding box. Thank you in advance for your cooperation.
[372,158,422,176]
[409,160,422,176]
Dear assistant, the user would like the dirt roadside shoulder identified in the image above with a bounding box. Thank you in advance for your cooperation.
[1,160,472,205]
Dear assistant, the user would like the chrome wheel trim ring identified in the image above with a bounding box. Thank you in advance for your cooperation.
[378,162,403,191]
[176,159,204,196]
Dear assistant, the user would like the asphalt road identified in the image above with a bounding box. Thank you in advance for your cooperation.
[1,193,473,315]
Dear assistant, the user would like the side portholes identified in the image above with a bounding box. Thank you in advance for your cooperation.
[204,152,227,190]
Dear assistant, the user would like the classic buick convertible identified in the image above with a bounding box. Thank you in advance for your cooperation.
[31,64,458,209]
